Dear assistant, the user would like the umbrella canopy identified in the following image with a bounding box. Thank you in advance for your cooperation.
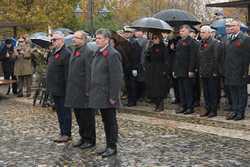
[211,18,249,36]
[130,17,173,32]
[30,35,51,48]
[53,28,74,35]
[153,9,201,27]
[64,34,74,47]
[111,31,128,44]
[30,32,47,39]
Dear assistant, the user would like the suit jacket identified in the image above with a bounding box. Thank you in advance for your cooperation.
[65,44,94,108]
[223,32,250,85]
[89,45,123,109]
[198,38,222,77]
[46,45,71,96]
[173,36,199,78]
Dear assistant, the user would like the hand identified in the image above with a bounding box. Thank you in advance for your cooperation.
[132,70,138,77]
[188,72,195,78]
[212,73,217,77]
[172,72,176,78]
[109,99,116,105]
[170,43,175,50]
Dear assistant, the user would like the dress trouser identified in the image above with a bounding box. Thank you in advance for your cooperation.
[74,108,96,144]
[228,84,248,116]
[2,61,17,93]
[100,108,118,148]
[178,77,195,110]
[17,75,32,95]
[53,96,72,137]
[202,77,220,113]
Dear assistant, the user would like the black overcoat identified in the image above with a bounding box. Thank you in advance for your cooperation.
[46,45,71,96]
[65,44,94,108]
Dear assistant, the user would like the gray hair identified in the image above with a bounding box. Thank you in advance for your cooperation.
[52,31,64,38]
[200,26,212,33]
[75,30,88,40]
[95,28,111,38]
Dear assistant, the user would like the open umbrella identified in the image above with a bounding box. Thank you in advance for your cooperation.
[30,35,51,48]
[130,17,173,32]
[53,28,74,35]
[153,9,200,27]
[30,32,47,39]
[111,31,128,44]
[211,18,249,36]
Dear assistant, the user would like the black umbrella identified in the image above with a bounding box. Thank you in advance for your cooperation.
[53,28,74,35]
[130,17,173,32]
[30,35,51,48]
[153,9,201,27]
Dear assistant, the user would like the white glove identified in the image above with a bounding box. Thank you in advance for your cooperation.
[188,72,195,78]
[132,70,138,77]
[172,72,176,78]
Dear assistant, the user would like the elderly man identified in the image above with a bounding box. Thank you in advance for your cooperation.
[223,18,250,121]
[173,25,199,114]
[64,31,96,149]
[46,31,72,142]
[89,28,123,157]
[199,26,222,117]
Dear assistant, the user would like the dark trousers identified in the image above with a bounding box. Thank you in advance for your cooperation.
[2,61,17,93]
[228,85,248,116]
[74,108,96,144]
[100,108,118,148]
[173,78,180,102]
[178,78,195,110]
[53,96,72,137]
[202,77,220,113]
[152,97,164,107]
[127,78,139,105]
[194,74,201,105]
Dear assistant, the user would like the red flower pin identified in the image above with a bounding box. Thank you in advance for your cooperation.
[234,40,241,48]
[155,48,160,53]
[74,51,81,57]
[55,53,60,60]
[182,41,187,46]
[203,43,208,49]
[102,49,109,57]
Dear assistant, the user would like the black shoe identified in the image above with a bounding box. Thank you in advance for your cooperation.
[176,108,186,114]
[226,112,237,120]
[208,112,217,118]
[184,109,194,115]
[200,110,209,117]
[224,106,232,111]
[97,148,107,155]
[234,114,245,121]
[17,94,23,97]
[101,147,117,158]
[79,142,95,149]
[73,139,84,147]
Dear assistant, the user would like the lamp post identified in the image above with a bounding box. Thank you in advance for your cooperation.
[74,0,111,36]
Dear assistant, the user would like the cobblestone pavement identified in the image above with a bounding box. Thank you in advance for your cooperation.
[0,97,250,167]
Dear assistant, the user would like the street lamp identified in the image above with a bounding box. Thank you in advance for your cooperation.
[74,0,111,36]
[73,3,83,18]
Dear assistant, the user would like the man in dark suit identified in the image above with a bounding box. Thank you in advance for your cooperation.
[46,31,72,142]
[89,28,123,157]
[173,25,199,114]
[198,26,222,118]
[64,31,96,148]
[223,18,250,120]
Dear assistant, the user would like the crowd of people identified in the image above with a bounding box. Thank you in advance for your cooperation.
[0,17,249,157]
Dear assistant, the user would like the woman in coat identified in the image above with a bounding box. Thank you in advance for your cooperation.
[145,33,170,111]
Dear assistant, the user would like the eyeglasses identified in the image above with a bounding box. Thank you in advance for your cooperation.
[74,36,83,40]
[51,38,60,42]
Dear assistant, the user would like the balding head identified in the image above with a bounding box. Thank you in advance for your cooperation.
[200,25,212,40]
[51,31,64,49]
[73,30,88,47]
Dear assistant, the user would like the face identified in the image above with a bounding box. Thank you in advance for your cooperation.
[200,30,211,40]
[6,44,12,48]
[73,32,86,47]
[179,27,190,38]
[152,36,160,44]
[122,32,132,39]
[227,21,240,34]
[18,38,25,47]
[95,34,109,48]
[51,34,64,49]
[134,31,144,38]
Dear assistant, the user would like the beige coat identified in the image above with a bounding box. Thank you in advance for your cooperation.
[14,45,33,76]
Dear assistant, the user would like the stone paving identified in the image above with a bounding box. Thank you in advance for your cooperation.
[0,97,250,167]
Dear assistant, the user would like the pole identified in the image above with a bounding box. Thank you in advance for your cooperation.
[88,0,94,36]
